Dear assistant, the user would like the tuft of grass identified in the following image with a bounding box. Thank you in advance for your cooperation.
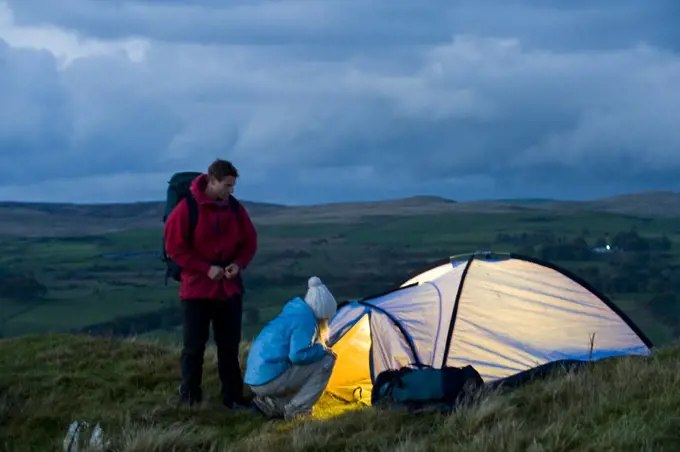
[1,334,680,451]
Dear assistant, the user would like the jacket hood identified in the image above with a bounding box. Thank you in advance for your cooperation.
[281,297,315,317]
[189,174,213,204]
[190,173,234,205]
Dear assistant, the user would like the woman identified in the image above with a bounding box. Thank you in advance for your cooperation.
[244,276,338,421]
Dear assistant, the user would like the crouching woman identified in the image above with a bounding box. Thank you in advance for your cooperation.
[244,276,338,421]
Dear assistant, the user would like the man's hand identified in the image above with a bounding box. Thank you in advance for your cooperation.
[224,263,240,279]
[207,265,225,281]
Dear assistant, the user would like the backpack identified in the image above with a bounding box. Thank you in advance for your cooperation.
[371,365,484,413]
[161,171,242,285]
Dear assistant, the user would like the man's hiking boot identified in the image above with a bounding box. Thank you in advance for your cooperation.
[178,384,202,406]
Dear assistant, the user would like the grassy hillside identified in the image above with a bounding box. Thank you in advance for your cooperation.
[1,334,679,451]
[2,208,680,345]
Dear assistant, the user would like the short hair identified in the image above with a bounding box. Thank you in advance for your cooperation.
[207,159,239,180]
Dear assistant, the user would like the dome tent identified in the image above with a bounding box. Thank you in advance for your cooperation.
[324,251,653,405]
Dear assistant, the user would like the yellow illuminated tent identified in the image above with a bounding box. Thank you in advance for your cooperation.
[324,251,653,406]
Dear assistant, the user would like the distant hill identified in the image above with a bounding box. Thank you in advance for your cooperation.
[548,191,680,217]
[0,191,679,236]
[0,199,288,236]
[494,198,557,204]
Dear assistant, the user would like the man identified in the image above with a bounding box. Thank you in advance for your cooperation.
[164,159,258,409]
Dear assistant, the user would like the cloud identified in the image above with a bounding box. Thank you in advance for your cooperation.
[0,0,679,204]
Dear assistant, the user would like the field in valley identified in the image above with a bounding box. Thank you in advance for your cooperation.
[2,193,680,346]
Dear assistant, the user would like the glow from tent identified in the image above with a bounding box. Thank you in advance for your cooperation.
[326,314,373,405]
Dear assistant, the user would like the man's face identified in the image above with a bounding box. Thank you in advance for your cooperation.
[208,175,236,200]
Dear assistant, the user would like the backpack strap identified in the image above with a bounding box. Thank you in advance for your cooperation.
[186,193,199,243]
[229,195,242,225]
[229,195,244,244]
[227,195,246,294]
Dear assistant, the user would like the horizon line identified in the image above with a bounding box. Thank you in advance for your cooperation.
[0,190,678,208]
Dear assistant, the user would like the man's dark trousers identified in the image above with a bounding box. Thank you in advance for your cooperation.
[179,295,244,407]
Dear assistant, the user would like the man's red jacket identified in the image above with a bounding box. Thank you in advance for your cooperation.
[164,174,258,300]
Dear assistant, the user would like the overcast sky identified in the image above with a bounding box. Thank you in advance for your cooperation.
[0,1,679,204]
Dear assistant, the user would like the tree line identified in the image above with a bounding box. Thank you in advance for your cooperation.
[495,228,672,261]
